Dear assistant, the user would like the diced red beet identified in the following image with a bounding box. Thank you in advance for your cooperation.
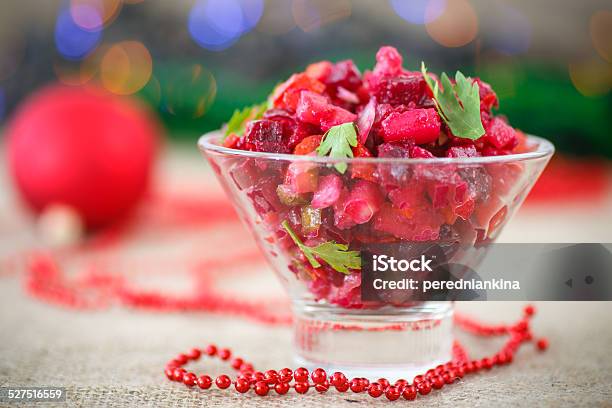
[284,161,319,194]
[373,46,403,78]
[245,119,293,153]
[410,146,435,158]
[388,184,427,210]
[350,143,377,182]
[343,180,384,224]
[446,145,480,158]
[247,177,283,216]
[333,188,357,230]
[355,98,377,145]
[296,91,357,131]
[312,174,343,209]
[458,167,492,202]
[474,78,498,111]
[327,60,362,92]
[376,142,413,189]
[271,73,326,111]
[372,203,416,240]
[229,159,258,190]
[374,75,427,106]
[484,117,517,150]
[380,109,441,144]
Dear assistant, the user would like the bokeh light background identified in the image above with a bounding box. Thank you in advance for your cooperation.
[0,0,610,155]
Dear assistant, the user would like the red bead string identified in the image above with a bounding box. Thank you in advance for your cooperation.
[165,305,548,402]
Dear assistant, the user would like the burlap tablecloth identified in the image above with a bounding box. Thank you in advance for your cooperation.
[1,148,611,407]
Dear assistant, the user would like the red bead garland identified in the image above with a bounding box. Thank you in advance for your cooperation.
[165,305,548,401]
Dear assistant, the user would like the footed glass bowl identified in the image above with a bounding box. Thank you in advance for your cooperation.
[198,132,553,379]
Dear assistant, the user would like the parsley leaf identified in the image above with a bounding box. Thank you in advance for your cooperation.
[421,62,485,140]
[223,102,267,140]
[282,220,361,275]
[316,122,358,174]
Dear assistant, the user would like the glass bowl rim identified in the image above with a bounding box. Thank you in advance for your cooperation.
[198,131,554,165]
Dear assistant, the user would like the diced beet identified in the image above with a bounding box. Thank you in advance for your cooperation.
[487,162,524,197]
[410,146,435,158]
[458,167,492,202]
[245,119,293,153]
[296,91,357,131]
[373,46,403,78]
[229,159,258,190]
[473,194,504,231]
[328,273,362,308]
[333,188,357,230]
[326,60,362,92]
[474,78,498,111]
[380,109,441,144]
[376,142,412,189]
[484,117,517,150]
[284,161,319,194]
[374,75,427,106]
[355,98,376,145]
[312,174,343,209]
[446,145,480,158]
[350,143,377,182]
[388,184,427,210]
[454,197,475,221]
[288,121,319,149]
[343,180,384,224]
[271,73,326,111]
[377,141,412,158]
[372,203,413,240]
[247,177,283,216]
[263,108,293,120]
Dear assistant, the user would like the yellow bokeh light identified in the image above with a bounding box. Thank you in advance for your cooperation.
[53,53,99,86]
[100,41,153,95]
[590,10,612,63]
[292,0,351,32]
[569,57,611,97]
[257,0,296,35]
[70,0,122,31]
[425,0,478,48]
[162,64,217,118]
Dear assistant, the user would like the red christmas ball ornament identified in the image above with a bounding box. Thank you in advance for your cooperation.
[6,84,158,229]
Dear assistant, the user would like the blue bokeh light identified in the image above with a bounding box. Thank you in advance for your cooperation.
[390,0,447,25]
[55,8,102,60]
[491,4,532,55]
[188,0,264,51]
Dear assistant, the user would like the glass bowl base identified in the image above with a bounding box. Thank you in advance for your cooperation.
[292,301,454,381]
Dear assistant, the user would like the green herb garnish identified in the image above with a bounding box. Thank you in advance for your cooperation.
[282,220,361,275]
[316,122,358,174]
[223,102,267,140]
[421,62,485,140]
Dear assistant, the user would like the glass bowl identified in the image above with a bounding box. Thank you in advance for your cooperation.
[198,132,554,379]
